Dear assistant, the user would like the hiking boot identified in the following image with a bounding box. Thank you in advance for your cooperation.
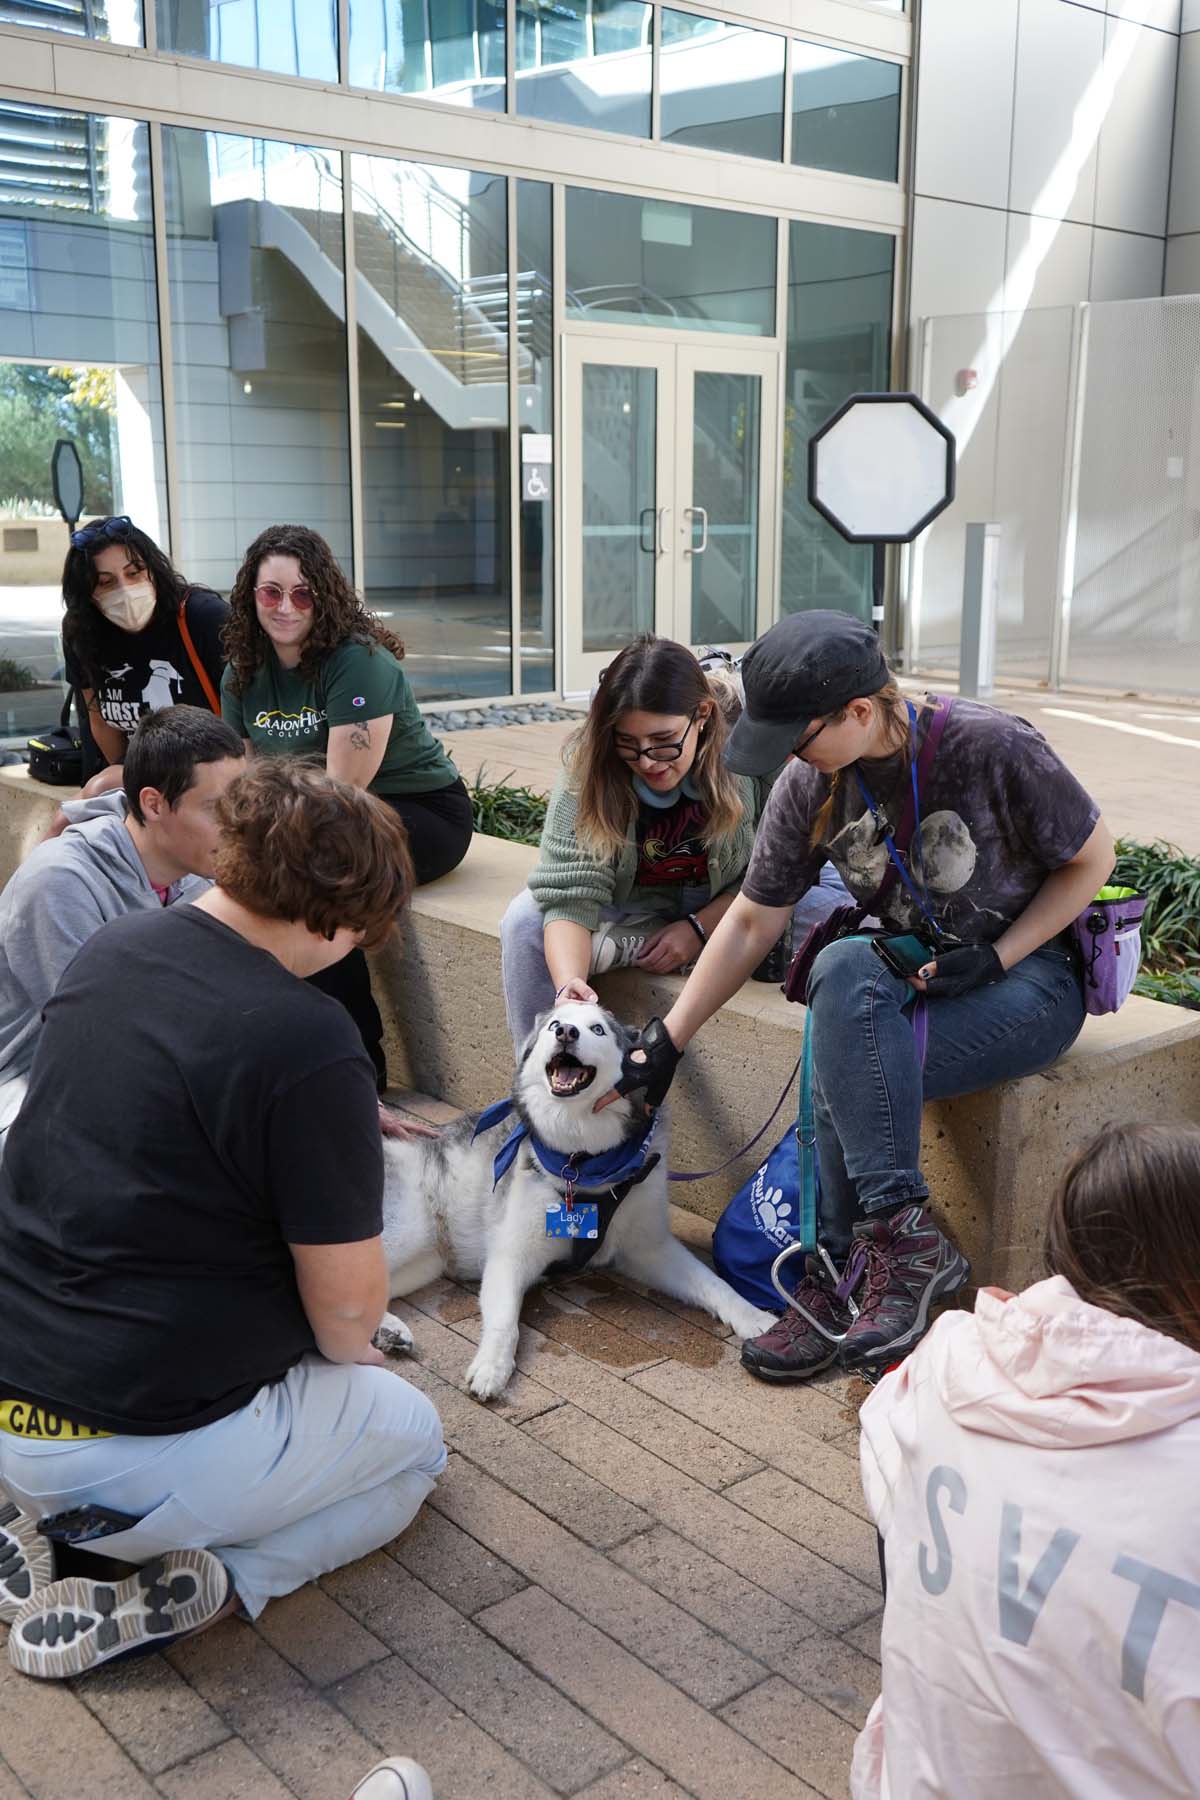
[741,1259,851,1382]
[0,1483,54,1624]
[841,1204,970,1368]
[351,1760,435,1800]
[9,1549,235,1680]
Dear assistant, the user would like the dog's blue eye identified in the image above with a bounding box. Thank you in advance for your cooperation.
[590,1023,606,1036]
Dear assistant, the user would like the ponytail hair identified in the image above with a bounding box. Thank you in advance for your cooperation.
[1045,1122,1200,1350]
[810,679,914,844]
[567,635,744,861]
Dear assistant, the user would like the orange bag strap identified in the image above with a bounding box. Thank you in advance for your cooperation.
[176,590,221,714]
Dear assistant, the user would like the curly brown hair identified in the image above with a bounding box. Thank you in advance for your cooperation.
[213,758,413,949]
[223,524,405,695]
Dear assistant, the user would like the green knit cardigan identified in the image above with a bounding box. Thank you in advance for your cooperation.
[528,771,767,930]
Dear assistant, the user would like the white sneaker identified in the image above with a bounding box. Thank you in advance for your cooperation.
[350,1760,434,1800]
[589,917,662,974]
[0,1483,54,1625]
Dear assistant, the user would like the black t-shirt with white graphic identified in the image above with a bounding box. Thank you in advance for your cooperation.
[635,794,711,889]
[65,587,228,736]
[0,905,384,1434]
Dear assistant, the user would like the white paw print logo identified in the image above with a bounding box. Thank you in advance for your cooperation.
[752,1181,794,1244]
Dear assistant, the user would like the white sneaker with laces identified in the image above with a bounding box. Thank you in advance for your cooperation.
[589,917,663,974]
[350,1760,434,1800]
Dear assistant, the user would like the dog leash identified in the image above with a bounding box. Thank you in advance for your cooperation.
[666,1050,803,1184]
[667,995,928,1185]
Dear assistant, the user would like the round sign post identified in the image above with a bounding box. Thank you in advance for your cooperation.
[807,392,956,631]
[51,438,85,531]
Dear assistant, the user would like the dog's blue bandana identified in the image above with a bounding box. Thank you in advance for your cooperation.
[473,1100,661,1194]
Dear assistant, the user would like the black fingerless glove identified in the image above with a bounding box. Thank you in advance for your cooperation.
[921,943,1006,999]
[615,1017,683,1109]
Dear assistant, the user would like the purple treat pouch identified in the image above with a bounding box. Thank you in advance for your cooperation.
[1073,885,1146,1015]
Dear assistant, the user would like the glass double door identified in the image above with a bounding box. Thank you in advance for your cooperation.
[563,338,778,693]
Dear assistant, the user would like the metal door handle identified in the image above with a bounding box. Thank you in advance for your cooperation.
[684,506,709,555]
[639,507,654,553]
[657,507,669,555]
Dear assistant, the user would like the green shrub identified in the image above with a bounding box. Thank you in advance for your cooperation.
[468,770,548,847]
[1112,838,1200,1010]
[0,657,37,693]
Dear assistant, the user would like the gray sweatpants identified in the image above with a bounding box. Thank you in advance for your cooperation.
[499,863,855,1050]
[0,1355,447,1620]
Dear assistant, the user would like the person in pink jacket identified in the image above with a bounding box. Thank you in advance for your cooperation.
[854,1120,1200,1800]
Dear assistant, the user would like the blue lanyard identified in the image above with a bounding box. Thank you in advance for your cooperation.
[853,702,943,938]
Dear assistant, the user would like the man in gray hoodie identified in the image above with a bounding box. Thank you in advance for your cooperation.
[0,706,245,1156]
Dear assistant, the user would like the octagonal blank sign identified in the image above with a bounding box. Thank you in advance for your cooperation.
[808,392,955,545]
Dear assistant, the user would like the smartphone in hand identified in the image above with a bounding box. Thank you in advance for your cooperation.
[871,933,934,980]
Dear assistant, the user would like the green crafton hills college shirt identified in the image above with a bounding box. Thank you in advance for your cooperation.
[221,638,458,798]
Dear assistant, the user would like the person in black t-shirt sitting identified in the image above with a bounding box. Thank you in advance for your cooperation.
[61,515,228,780]
[0,760,446,1681]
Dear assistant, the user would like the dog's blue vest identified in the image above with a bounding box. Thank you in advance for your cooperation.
[472,1099,660,1194]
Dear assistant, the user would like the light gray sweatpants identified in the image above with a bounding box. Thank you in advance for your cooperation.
[499,862,855,1050]
[0,1355,447,1619]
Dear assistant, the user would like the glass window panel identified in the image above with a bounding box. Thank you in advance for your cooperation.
[660,11,784,163]
[689,371,760,644]
[348,0,505,111]
[1,0,141,43]
[782,220,894,623]
[518,180,553,694]
[581,364,656,654]
[157,0,337,79]
[0,102,161,749]
[352,155,510,702]
[791,42,901,182]
[566,190,775,337]
[161,129,351,594]
[516,0,651,138]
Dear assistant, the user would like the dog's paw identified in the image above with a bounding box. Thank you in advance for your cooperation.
[465,1345,515,1402]
[733,1306,779,1342]
[373,1312,415,1357]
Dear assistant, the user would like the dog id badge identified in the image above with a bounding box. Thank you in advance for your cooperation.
[546,1200,599,1239]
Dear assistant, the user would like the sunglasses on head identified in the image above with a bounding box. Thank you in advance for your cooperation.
[255,582,315,611]
[70,515,133,551]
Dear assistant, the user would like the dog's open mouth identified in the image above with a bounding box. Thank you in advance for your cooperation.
[545,1051,596,1098]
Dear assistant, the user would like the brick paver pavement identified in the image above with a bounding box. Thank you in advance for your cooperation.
[0,1091,881,1800]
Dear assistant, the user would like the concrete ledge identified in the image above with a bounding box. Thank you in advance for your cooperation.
[6,766,1200,1288]
[372,837,1200,1286]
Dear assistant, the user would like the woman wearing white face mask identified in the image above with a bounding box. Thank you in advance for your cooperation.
[61,517,229,771]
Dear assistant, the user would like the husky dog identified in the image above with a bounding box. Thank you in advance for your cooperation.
[379,1000,776,1400]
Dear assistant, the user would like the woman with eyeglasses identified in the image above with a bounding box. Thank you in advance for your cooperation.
[222,525,472,1085]
[500,634,773,1049]
[61,517,228,771]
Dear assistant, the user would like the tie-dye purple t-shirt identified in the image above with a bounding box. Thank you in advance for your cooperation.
[742,698,1100,944]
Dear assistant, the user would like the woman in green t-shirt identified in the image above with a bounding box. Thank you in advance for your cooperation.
[222,524,473,1082]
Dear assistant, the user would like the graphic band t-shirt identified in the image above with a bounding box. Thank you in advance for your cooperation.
[635,794,710,891]
[222,638,459,797]
[743,697,1100,944]
[0,905,384,1434]
[65,588,228,735]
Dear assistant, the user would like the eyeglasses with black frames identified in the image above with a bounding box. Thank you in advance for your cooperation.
[613,710,698,765]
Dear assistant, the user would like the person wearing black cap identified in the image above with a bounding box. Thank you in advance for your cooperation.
[604,610,1115,1380]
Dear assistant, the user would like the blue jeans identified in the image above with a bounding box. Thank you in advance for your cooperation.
[806,936,1086,1258]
